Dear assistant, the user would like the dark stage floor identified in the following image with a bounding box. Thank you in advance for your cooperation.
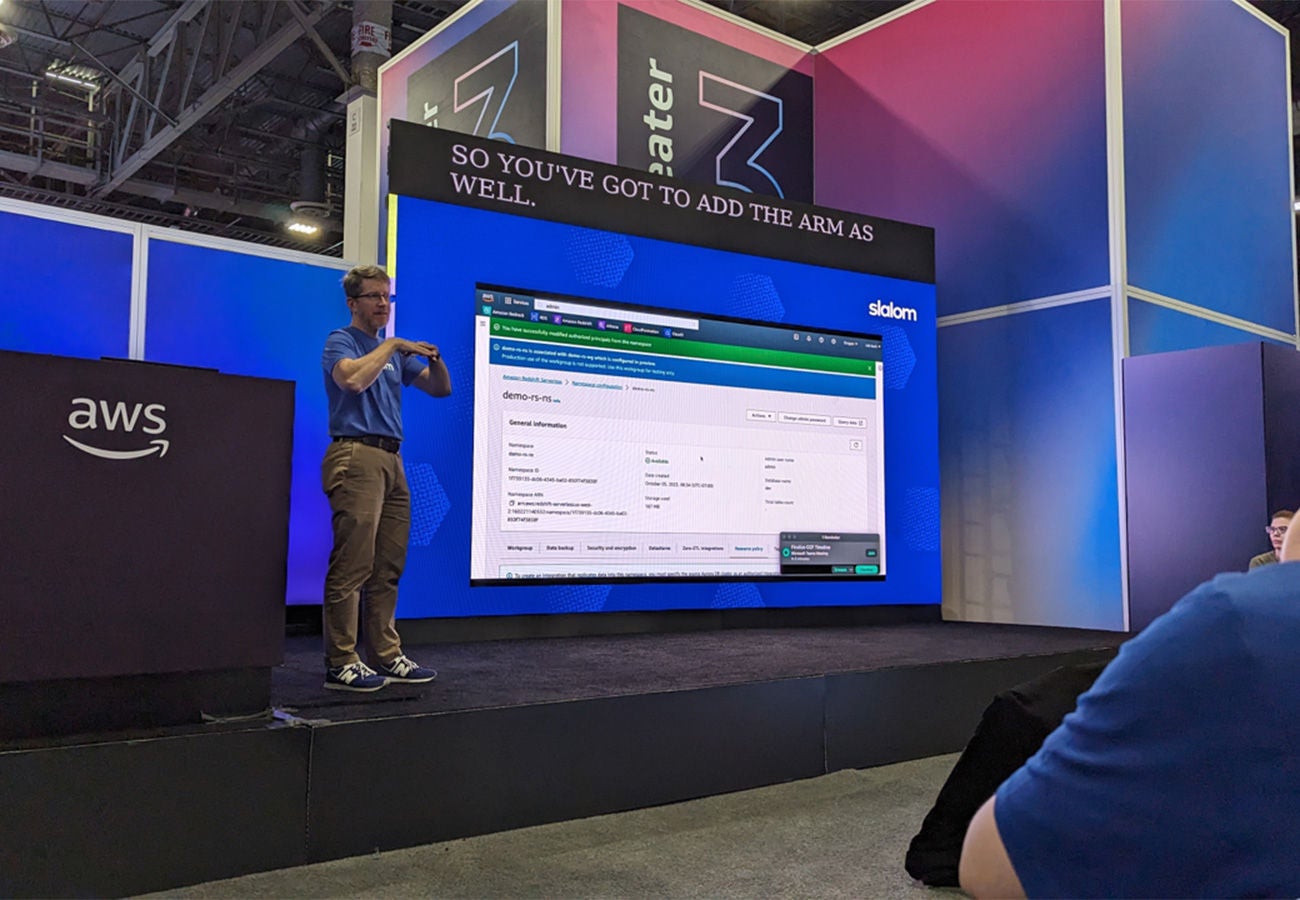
[0,620,1127,752]
[2,620,1128,897]
[273,621,1127,724]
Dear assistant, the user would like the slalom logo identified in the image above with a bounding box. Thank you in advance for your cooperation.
[869,300,918,322]
[63,397,169,460]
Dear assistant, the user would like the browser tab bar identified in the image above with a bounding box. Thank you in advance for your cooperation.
[534,298,699,331]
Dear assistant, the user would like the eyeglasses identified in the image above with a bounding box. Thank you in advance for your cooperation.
[1267,525,1290,537]
[351,291,390,303]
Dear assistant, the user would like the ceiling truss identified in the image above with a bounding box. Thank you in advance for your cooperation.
[0,0,1297,255]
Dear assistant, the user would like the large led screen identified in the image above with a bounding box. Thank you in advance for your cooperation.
[388,122,937,617]
[470,285,887,584]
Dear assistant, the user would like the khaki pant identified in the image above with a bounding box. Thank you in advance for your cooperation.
[321,440,410,668]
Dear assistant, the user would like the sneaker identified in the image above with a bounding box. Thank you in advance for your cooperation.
[377,654,437,684]
[325,661,388,692]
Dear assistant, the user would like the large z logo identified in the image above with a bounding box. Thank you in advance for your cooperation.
[453,42,520,144]
[698,72,785,198]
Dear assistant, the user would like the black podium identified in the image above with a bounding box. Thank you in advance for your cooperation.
[0,350,294,738]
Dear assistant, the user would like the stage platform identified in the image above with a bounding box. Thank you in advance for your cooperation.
[0,620,1124,897]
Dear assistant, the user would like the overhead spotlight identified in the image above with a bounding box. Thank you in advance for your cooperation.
[288,197,330,237]
[43,63,102,91]
[46,72,97,89]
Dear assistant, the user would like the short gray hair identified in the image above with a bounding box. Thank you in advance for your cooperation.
[342,264,390,297]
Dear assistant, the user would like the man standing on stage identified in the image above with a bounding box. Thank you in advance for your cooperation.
[320,264,451,692]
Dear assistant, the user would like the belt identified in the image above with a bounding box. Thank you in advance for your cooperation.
[334,434,401,454]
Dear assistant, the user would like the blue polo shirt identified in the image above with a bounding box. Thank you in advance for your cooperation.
[322,326,426,440]
[995,562,1300,898]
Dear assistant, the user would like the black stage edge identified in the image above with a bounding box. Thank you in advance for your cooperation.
[0,668,272,741]
[288,602,943,643]
[0,622,1125,898]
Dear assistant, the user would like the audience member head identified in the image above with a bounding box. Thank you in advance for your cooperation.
[1268,509,1294,561]
[1279,509,1299,562]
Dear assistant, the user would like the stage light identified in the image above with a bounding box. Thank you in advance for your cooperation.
[288,198,329,238]
[43,64,102,91]
[45,72,97,89]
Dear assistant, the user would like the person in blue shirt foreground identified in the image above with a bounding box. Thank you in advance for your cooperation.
[960,516,1300,898]
[320,264,451,692]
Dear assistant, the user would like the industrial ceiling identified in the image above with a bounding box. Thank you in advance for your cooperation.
[0,0,1293,256]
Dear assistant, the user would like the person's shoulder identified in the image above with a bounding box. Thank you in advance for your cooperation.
[1219,562,1300,621]
[1248,550,1277,569]
[1151,565,1300,657]
[1207,561,1300,598]
[324,326,362,351]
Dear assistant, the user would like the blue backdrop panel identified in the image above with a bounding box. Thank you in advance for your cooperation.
[393,194,939,619]
[1128,297,1291,357]
[814,0,1109,318]
[142,239,347,605]
[0,209,132,359]
[1123,343,1269,629]
[1123,1,1293,333]
[1261,344,1300,515]
[938,299,1123,630]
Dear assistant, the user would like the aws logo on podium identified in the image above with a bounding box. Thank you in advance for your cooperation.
[63,397,170,460]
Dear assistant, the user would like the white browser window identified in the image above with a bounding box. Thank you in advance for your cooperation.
[470,285,886,584]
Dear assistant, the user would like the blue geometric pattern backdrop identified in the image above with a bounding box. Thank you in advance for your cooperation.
[815,0,1294,630]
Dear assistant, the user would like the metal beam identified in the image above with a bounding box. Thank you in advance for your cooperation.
[0,147,294,221]
[69,39,177,128]
[147,0,207,58]
[1,21,75,50]
[0,148,96,184]
[115,54,145,169]
[94,2,336,198]
[213,1,241,85]
[286,0,352,88]
[112,0,206,103]
[144,32,178,142]
[177,3,212,113]
[253,94,347,120]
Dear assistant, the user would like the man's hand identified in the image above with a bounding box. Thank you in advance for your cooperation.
[332,336,440,394]
[411,341,451,397]
[392,339,440,362]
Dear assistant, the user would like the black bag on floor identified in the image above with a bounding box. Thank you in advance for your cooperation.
[903,657,1113,886]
